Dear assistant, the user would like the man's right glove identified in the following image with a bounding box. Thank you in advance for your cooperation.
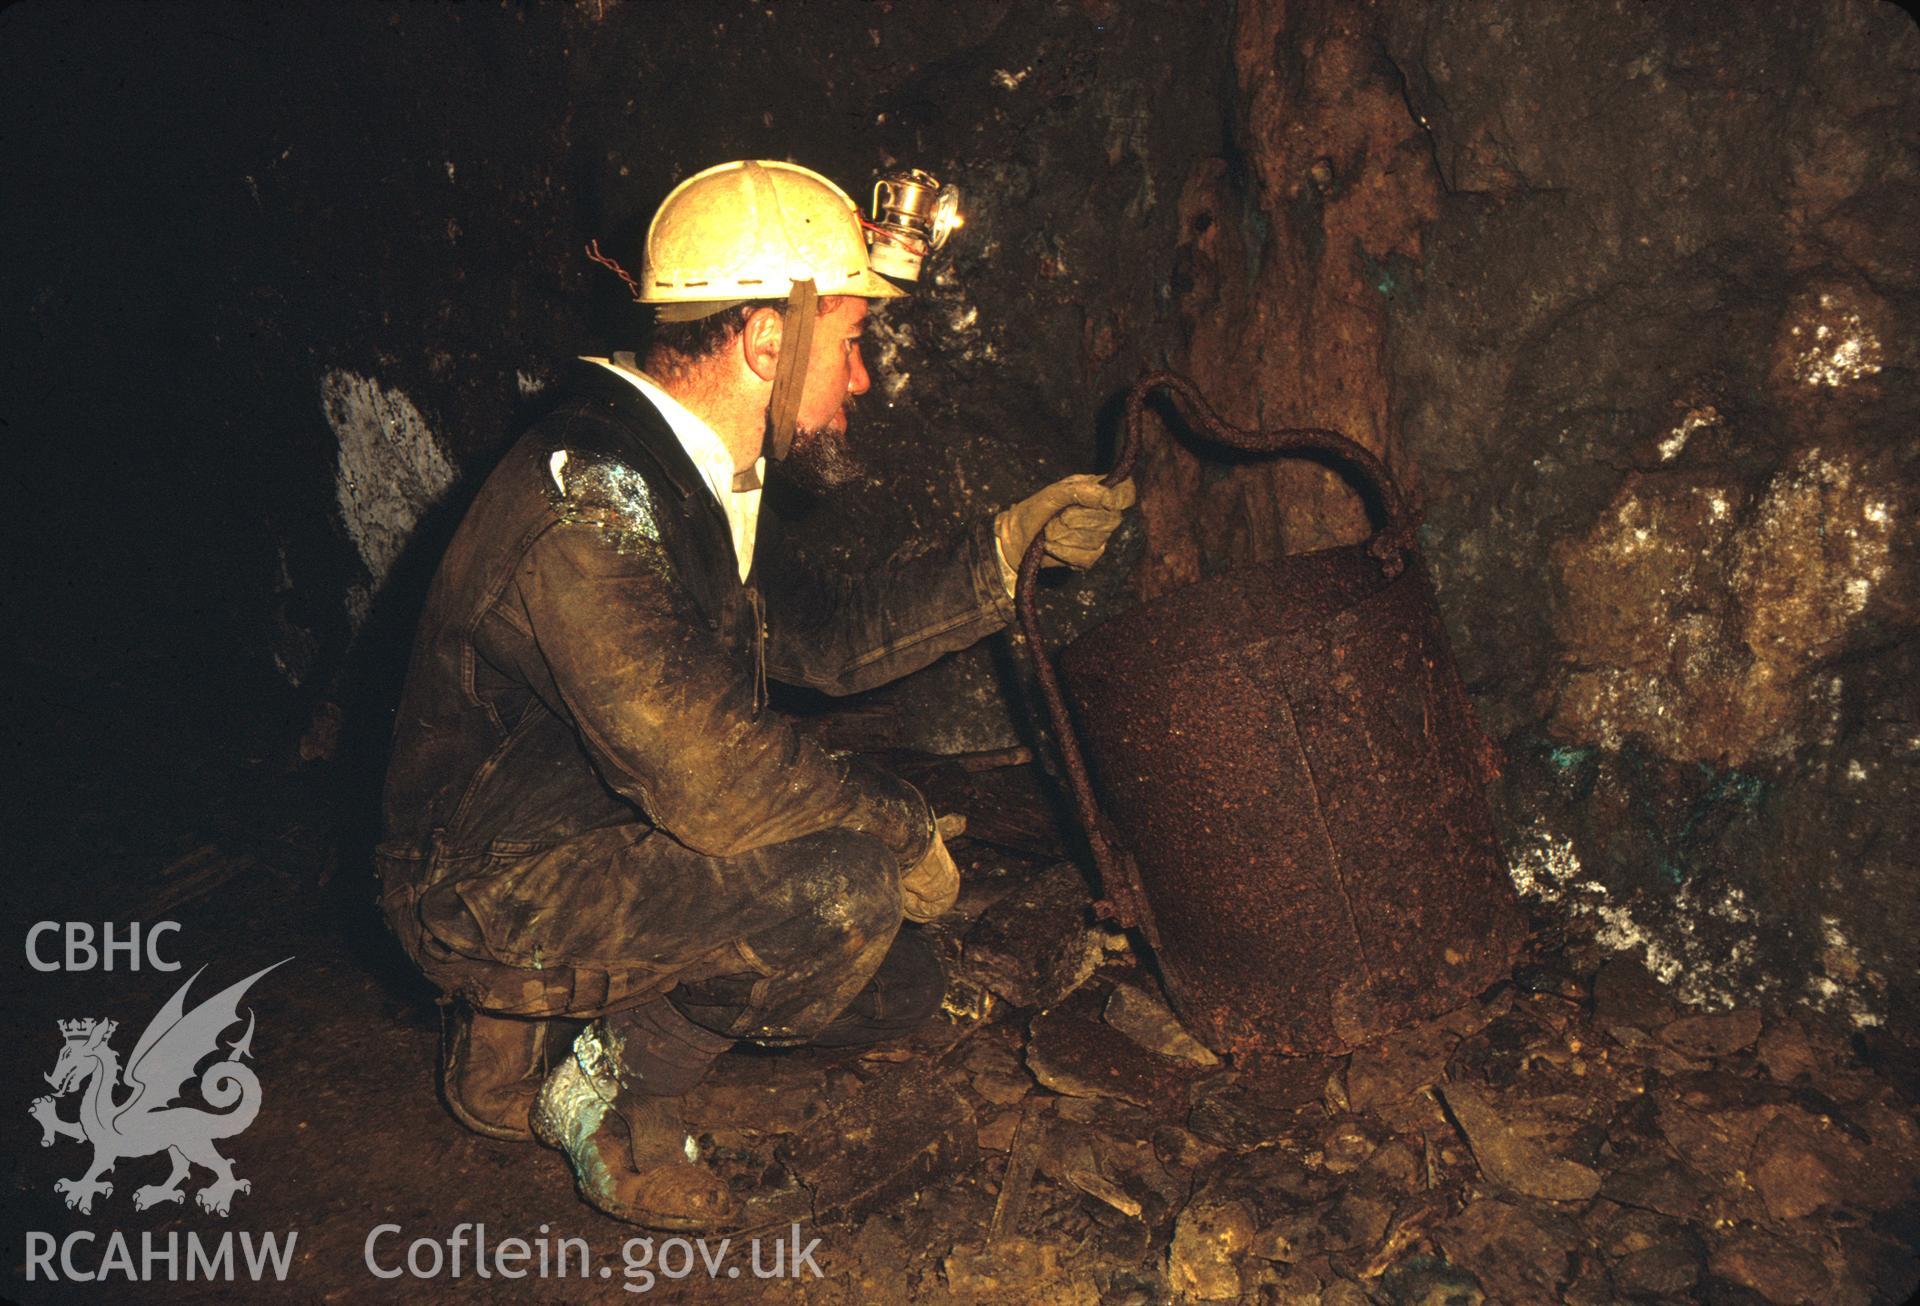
[994,473,1137,574]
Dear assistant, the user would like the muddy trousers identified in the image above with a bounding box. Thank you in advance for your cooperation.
[385,825,943,1046]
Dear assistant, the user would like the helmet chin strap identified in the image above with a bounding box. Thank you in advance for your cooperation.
[730,278,816,494]
[764,277,818,466]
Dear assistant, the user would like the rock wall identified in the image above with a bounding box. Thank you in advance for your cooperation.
[8,2,1912,1031]
[1148,0,1440,592]
[1158,0,1918,1032]
[2,4,583,725]
[2,1,1229,759]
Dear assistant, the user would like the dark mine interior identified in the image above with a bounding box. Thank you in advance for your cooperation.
[4,3,1917,1303]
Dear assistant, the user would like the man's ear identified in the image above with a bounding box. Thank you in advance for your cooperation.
[741,306,783,383]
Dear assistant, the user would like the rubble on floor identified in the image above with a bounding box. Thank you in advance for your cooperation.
[19,751,1912,1304]
[663,811,1919,1303]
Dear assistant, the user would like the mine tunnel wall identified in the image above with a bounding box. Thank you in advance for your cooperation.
[1159,0,1918,1035]
[5,1,1912,1032]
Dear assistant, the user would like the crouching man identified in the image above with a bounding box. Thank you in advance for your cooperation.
[375,160,1133,1229]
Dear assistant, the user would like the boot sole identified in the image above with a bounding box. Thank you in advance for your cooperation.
[443,1084,538,1143]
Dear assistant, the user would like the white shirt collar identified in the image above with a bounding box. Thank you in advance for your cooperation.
[580,354,763,582]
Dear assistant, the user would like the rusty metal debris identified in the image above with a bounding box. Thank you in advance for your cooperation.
[141,842,259,916]
[1018,371,1525,1060]
[989,1096,1047,1247]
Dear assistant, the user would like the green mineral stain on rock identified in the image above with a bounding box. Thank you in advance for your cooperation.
[1664,766,1769,883]
[1548,744,1596,772]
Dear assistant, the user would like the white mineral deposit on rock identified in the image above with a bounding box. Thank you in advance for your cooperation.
[1800,915,1885,1028]
[1593,902,1683,987]
[1594,894,1764,1011]
[1709,885,1757,925]
[1510,814,1776,1010]
[1658,405,1720,462]
[1737,449,1893,639]
[868,312,915,400]
[322,370,458,629]
[1505,817,1583,900]
[1784,291,1885,390]
[1555,441,1899,765]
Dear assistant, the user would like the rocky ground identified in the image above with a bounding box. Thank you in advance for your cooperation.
[6,719,1917,1304]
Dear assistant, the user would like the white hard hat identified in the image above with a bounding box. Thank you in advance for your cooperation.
[640,160,905,320]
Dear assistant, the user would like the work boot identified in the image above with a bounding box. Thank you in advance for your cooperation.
[441,1003,555,1142]
[531,1020,736,1230]
[809,926,947,1047]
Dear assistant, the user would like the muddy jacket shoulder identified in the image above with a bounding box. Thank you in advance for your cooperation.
[380,368,941,871]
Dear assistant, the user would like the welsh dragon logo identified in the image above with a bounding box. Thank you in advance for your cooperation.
[29,960,289,1216]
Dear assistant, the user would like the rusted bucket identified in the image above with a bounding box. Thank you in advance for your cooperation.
[1019,372,1524,1060]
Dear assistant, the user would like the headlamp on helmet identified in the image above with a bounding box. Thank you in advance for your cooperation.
[865,169,963,282]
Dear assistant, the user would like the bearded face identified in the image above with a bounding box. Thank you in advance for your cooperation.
[777,413,864,492]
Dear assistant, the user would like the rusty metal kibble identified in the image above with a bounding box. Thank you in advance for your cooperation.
[1019,371,1525,1064]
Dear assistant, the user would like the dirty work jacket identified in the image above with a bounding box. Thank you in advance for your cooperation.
[377,367,1014,897]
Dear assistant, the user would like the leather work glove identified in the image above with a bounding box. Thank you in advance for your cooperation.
[900,813,967,922]
[995,474,1137,574]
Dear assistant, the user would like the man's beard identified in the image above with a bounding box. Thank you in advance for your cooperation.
[777,417,863,493]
